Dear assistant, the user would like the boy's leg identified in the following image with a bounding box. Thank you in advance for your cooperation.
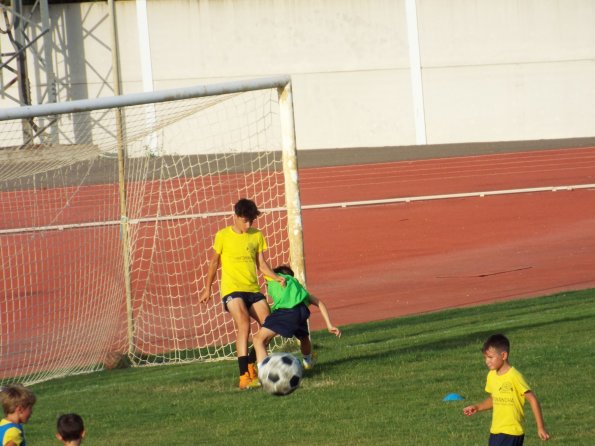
[248,298,270,326]
[247,347,258,379]
[298,335,312,356]
[227,298,251,359]
[226,298,257,388]
[247,298,271,379]
[295,304,316,369]
[297,334,317,370]
[253,326,277,365]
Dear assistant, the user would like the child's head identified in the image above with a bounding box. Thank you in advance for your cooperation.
[234,199,261,223]
[56,413,85,443]
[0,383,36,422]
[273,265,294,277]
[482,334,510,371]
[482,334,510,354]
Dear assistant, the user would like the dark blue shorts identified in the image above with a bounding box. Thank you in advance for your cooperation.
[489,434,524,446]
[222,291,266,312]
[262,303,310,339]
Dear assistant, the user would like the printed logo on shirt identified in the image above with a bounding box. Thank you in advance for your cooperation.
[499,382,513,393]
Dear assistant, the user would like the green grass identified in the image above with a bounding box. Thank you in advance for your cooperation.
[27,290,595,445]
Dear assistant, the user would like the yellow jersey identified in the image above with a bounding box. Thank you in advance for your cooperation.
[0,419,25,446]
[485,367,531,435]
[213,226,267,298]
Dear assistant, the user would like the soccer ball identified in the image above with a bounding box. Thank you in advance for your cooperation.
[258,352,303,396]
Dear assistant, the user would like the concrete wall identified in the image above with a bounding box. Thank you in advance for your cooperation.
[419,0,595,144]
[2,0,594,150]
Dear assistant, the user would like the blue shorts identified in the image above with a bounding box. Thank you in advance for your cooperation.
[263,303,310,339]
[489,434,524,446]
[222,291,266,312]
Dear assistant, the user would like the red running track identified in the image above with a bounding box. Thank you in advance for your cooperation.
[300,147,595,330]
[1,145,594,367]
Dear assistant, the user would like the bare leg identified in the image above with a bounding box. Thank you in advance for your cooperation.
[248,299,270,326]
[226,298,251,357]
[298,335,312,356]
[253,327,277,364]
[248,299,271,365]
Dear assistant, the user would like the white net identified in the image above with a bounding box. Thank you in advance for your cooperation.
[0,83,295,384]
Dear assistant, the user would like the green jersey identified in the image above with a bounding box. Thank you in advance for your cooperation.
[267,274,310,312]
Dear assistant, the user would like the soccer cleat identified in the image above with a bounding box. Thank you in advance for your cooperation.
[247,362,258,380]
[239,372,261,390]
[302,351,318,371]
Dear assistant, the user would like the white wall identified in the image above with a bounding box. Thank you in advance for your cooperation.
[2,0,594,150]
[419,0,595,143]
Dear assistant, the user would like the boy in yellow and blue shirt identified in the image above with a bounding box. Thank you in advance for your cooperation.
[0,384,36,446]
[464,334,550,445]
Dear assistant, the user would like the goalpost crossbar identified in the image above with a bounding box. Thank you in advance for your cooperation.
[0,75,292,121]
[0,76,304,385]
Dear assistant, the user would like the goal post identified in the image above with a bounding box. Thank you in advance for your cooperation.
[0,76,304,384]
[278,82,307,286]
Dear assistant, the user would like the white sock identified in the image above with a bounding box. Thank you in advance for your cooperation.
[303,354,312,363]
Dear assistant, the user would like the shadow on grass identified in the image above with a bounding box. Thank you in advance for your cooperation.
[307,313,594,377]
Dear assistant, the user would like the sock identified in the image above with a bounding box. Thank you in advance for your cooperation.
[303,353,312,363]
[238,356,249,375]
[248,347,257,365]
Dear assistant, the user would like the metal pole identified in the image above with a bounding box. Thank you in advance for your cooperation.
[108,0,122,98]
[278,81,306,286]
[108,0,134,356]
[0,75,292,121]
[39,0,56,103]
[13,0,34,141]
[405,0,427,145]
[136,0,158,155]
[39,0,57,142]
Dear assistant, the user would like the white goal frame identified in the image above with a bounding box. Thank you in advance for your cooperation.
[0,75,305,384]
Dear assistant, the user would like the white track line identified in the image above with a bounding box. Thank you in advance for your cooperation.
[300,183,595,210]
[2,183,594,235]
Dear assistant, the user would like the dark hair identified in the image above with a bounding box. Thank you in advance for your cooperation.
[482,334,510,354]
[234,198,261,222]
[273,265,294,277]
[57,413,85,441]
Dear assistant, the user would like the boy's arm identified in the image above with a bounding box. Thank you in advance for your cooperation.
[525,391,550,441]
[3,425,23,446]
[199,250,220,303]
[308,294,341,337]
[463,396,493,416]
[256,251,285,286]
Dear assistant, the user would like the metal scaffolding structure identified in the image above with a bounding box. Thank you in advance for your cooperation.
[0,0,57,143]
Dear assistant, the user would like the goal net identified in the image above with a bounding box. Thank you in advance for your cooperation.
[0,76,304,385]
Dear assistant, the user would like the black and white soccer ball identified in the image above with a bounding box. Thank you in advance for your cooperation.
[258,352,303,396]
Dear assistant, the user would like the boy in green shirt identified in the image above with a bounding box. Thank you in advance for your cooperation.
[253,265,341,369]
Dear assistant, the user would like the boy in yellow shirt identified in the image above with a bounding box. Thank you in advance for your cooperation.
[463,334,550,445]
[0,384,36,446]
[199,198,285,389]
